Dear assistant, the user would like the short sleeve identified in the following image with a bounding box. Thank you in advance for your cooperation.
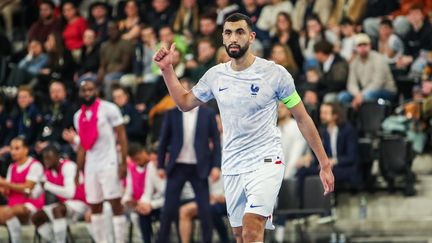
[191,71,214,103]
[276,66,301,108]
[106,103,124,127]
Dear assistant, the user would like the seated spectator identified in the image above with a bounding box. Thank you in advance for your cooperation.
[97,21,133,100]
[306,40,349,103]
[215,0,239,26]
[338,34,397,109]
[300,14,339,63]
[77,29,101,78]
[238,0,262,25]
[271,12,304,71]
[6,40,48,87]
[133,25,158,84]
[88,2,110,44]
[27,0,62,43]
[0,137,45,243]
[185,38,217,84]
[339,17,357,62]
[198,11,223,48]
[7,86,44,146]
[158,25,188,58]
[179,176,228,243]
[292,0,333,32]
[374,18,405,64]
[40,33,76,86]
[112,86,145,144]
[269,43,299,80]
[173,0,201,42]
[62,1,88,58]
[256,0,293,36]
[122,144,165,243]
[0,0,21,39]
[296,102,359,198]
[118,0,141,41]
[31,146,88,243]
[404,5,432,59]
[143,0,175,32]
[35,82,76,157]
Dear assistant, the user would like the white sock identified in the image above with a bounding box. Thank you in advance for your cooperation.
[37,223,54,242]
[6,217,22,243]
[130,212,142,240]
[112,215,127,243]
[52,218,67,243]
[91,214,108,243]
[275,225,285,243]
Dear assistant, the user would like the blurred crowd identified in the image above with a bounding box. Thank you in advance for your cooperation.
[0,0,432,242]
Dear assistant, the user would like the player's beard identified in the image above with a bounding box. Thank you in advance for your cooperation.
[225,43,249,59]
[80,96,96,107]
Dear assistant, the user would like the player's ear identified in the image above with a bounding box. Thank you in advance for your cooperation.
[249,31,256,43]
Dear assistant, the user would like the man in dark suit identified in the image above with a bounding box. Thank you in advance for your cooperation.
[296,102,359,193]
[156,80,221,243]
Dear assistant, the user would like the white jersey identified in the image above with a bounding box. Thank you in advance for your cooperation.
[74,100,124,173]
[192,57,298,175]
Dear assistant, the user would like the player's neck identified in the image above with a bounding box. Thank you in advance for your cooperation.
[231,52,255,71]
[16,156,29,165]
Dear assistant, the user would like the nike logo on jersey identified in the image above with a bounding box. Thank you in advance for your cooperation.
[250,204,263,208]
[219,87,228,92]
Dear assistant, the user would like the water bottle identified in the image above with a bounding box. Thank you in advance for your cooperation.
[359,195,367,220]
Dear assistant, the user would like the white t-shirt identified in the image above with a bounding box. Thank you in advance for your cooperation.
[192,57,298,175]
[6,157,44,183]
[177,107,199,164]
[74,100,124,173]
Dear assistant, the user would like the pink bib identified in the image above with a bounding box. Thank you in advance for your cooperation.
[78,99,100,151]
[128,161,147,201]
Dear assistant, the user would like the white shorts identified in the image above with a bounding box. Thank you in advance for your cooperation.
[43,200,89,222]
[85,168,124,204]
[24,203,38,214]
[223,156,285,230]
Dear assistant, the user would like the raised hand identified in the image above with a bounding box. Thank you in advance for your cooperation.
[153,43,176,71]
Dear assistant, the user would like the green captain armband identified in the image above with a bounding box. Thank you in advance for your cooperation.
[282,91,301,109]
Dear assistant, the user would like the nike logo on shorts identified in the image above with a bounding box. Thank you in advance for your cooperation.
[219,87,228,92]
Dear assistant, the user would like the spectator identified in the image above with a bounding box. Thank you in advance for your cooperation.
[156,81,221,243]
[272,12,304,71]
[198,11,223,48]
[8,86,44,146]
[158,25,188,57]
[122,144,165,243]
[112,86,145,144]
[238,0,262,25]
[0,0,21,39]
[215,0,239,26]
[88,2,110,44]
[300,14,339,63]
[77,29,101,77]
[173,0,200,41]
[35,81,76,156]
[339,17,357,61]
[292,0,333,32]
[62,1,88,57]
[311,40,349,102]
[97,21,133,100]
[133,25,158,84]
[404,5,432,59]
[269,43,299,80]
[375,18,405,64]
[179,177,229,243]
[0,137,45,243]
[256,0,293,36]
[41,33,76,85]
[216,46,230,63]
[144,0,176,32]
[118,0,141,41]
[326,0,366,28]
[296,102,359,192]
[5,40,47,87]
[27,0,62,43]
[31,145,88,243]
[185,38,217,84]
[338,34,397,109]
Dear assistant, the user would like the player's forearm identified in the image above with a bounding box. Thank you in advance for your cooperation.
[3,181,35,193]
[44,181,75,199]
[118,127,128,166]
[296,115,331,170]
[76,146,86,172]
[161,65,192,111]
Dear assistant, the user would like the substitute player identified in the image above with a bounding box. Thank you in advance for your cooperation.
[74,79,128,243]
[153,13,334,243]
[31,145,88,243]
